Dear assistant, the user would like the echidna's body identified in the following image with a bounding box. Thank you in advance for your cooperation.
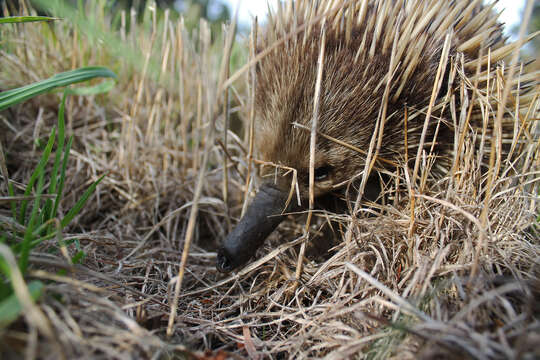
[216,0,528,272]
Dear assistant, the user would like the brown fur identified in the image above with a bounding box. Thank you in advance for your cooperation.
[253,0,506,199]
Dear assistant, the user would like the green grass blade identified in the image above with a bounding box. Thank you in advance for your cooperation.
[72,248,85,264]
[0,143,17,219]
[0,280,43,329]
[19,171,45,273]
[7,182,16,222]
[60,174,105,229]
[52,136,73,219]
[64,79,116,96]
[18,127,56,225]
[0,16,59,24]
[0,67,116,111]
[30,219,57,240]
[0,255,11,279]
[52,90,67,192]
[43,92,67,227]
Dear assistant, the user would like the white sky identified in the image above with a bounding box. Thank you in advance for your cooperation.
[223,0,526,36]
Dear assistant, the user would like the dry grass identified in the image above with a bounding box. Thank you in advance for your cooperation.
[1,1,539,359]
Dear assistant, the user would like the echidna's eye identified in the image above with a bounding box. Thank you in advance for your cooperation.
[314,166,332,181]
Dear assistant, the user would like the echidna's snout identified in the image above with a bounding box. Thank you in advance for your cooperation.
[216,183,294,273]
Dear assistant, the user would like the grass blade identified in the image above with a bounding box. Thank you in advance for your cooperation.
[52,136,73,219]
[64,79,116,96]
[0,142,17,219]
[19,171,45,273]
[0,280,43,329]
[0,16,59,24]
[18,127,56,225]
[0,67,116,111]
[43,92,67,227]
[60,174,105,229]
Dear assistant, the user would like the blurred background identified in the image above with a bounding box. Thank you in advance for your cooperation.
[0,0,537,35]
[2,0,537,58]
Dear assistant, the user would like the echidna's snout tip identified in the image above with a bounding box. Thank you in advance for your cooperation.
[216,247,235,273]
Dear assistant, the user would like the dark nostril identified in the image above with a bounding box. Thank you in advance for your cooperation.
[216,248,233,273]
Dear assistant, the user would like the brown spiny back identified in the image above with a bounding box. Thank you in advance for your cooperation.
[253,0,525,195]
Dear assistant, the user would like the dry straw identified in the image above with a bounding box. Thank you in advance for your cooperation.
[0,0,539,359]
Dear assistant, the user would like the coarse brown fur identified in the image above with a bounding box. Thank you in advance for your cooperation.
[253,0,507,199]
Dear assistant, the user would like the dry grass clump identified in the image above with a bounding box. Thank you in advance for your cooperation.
[1,1,539,359]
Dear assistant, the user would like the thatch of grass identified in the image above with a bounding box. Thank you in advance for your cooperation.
[0,0,539,359]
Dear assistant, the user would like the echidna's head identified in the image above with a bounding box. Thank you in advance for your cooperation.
[217,27,420,273]
[216,26,438,273]
[253,31,384,200]
[251,16,447,200]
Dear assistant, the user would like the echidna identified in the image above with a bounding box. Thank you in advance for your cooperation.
[216,0,533,273]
